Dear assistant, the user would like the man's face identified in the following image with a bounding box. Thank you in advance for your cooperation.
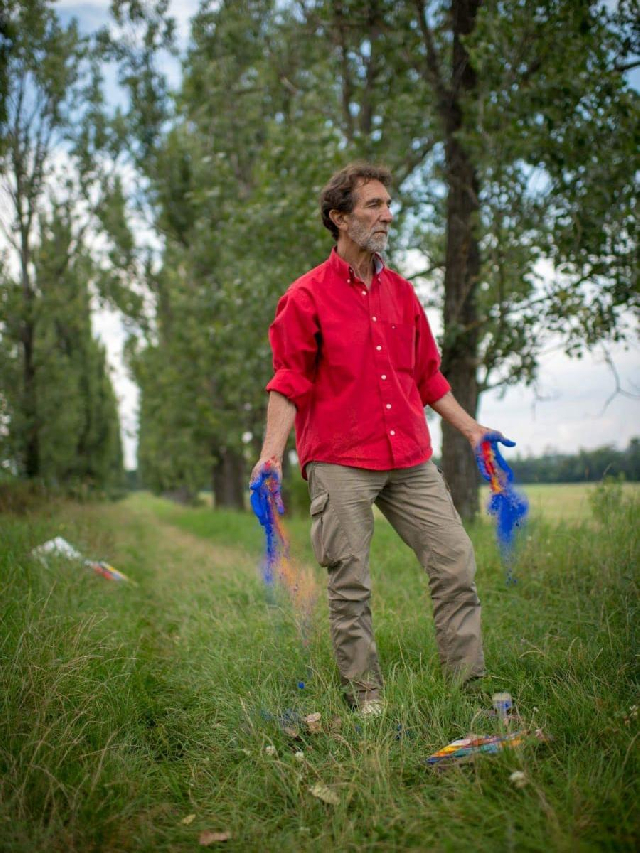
[345,179,393,253]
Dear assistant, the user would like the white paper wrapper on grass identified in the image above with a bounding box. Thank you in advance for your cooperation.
[32,537,84,563]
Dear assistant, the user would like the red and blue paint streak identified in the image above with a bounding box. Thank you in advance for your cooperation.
[250,461,317,688]
[475,432,528,583]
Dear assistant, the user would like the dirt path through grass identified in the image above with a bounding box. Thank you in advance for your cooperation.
[106,497,259,582]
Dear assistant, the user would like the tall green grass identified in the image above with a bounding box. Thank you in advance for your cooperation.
[1,487,637,851]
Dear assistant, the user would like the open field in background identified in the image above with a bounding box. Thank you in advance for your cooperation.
[1,485,638,851]
[517,482,640,523]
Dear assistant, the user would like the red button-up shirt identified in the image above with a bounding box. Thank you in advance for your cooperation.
[266,248,451,477]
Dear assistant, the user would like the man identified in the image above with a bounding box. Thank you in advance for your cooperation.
[251,163,495,715]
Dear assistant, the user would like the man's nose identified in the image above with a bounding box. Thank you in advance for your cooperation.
[381,205,393,223]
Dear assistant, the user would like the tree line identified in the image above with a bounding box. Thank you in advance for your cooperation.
[507,438,640,484]
[1,1,637,517]
[0,1,129,491]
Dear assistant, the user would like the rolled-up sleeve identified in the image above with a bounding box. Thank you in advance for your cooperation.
[265,287,319,407]
[413,295,451,406]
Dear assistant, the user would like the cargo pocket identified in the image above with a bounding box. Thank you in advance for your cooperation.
[309,491,347,568]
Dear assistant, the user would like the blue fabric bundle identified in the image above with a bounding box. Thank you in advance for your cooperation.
[250,463,285,585]
[475,432,529,572]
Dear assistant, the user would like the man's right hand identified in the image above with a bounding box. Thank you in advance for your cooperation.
[250,455,282,486]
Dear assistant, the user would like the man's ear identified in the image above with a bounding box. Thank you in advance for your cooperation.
[329,209,348,232]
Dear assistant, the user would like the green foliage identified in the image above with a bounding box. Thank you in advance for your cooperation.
[0,492,638,849]
[0,208,124,490]
[130,330,210,497]
[36,206,123,487]
[0,475,52,514]
[468,0,639,375]
[127,0,345,494]
[98,0,176,165]
[0,1,135,489]
[0,4,15,141]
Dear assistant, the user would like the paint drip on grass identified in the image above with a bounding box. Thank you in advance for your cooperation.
[250,462,318,674]
[475,432,529,583]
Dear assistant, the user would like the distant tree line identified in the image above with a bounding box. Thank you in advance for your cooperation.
[508,438,640,484]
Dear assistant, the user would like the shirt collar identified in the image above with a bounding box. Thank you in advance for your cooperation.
[328,246,385,283]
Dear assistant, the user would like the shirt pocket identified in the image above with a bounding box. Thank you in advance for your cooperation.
[381,321,415,372]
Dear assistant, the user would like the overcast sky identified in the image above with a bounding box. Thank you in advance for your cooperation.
[57,1,639,469]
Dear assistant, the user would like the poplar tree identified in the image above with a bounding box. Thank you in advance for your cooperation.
[125,0,342,504]
[0,0,85,477]
[0,0,129,487]
[34,203,123,489]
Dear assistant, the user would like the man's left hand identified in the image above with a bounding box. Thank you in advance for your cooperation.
[467,425,504,449]
[469,427,516,450]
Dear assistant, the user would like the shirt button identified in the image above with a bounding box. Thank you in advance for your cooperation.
[376,345,382,351]
[381,374,386,380]
[372,316,377,321]
[390,430,396,436]
[386,404,392,409]
[361,290,367,296]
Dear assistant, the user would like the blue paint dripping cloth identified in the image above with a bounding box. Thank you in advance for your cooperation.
[250,461,286,585]
[475,432,529,566]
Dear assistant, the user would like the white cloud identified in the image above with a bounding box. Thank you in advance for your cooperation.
[55,1,203,100]
[472,343,640,458]
[55,0,109,6]
[55,0,203,46]
[54,2,112,33]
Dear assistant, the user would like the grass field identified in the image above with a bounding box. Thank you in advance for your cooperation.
[514,482,640,523]
[1,484,638,851]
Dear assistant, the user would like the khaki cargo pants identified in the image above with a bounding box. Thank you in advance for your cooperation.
[307,460,484,706]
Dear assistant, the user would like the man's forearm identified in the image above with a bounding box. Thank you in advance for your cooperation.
[430,391,486,446]
[260,391,296,462]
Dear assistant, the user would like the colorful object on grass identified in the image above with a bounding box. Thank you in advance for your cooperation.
[87,561,130,582]
[476,432,528,581]
[250,461,317,647]
[426,729,547,766]
[31,537,131,582]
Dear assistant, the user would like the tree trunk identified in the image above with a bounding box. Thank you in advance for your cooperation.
[440,0,482,522]
[212,446,245,510]
[20,315,39,478]
[20,225,39,479]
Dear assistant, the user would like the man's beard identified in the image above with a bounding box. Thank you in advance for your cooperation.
[347,218,388,253]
